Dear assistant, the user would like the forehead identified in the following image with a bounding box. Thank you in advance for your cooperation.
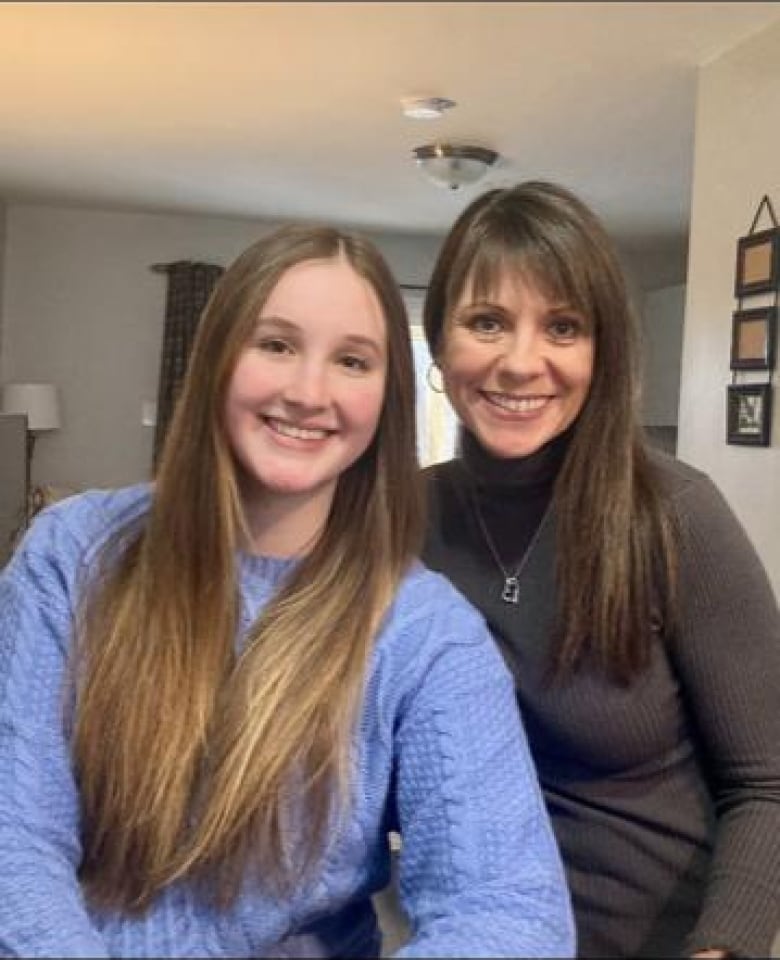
[261,257,386,341]
[456,257,570,309]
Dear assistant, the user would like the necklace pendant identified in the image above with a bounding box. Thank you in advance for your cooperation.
[502,576,520,604]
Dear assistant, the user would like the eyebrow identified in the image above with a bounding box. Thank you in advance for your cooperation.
[457,298,582,315]
[341,334,385,357]
[255,316,300,333]
[255,316,385,356]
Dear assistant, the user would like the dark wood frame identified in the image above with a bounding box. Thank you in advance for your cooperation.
[726,383,773,446]
[734,227,780,296]
[730,306,777,370]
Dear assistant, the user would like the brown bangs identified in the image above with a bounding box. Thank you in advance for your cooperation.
[444,222,595,328]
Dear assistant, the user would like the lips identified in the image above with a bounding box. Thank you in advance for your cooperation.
[264,416,333,441]
[482,391,551,414]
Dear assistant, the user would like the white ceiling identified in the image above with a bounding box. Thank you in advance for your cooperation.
[1,1,779,288]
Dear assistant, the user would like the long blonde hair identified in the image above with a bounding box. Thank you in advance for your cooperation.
[424,182,677,683]
[74,225,422,911]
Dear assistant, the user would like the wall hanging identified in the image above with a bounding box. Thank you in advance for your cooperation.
[734,226,780,297]
[728,195,777,447]
[730,306,777,370]
[727,383,773,446]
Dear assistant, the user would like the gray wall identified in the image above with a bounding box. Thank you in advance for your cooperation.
[0,203,441,489]
[641,283,685,427]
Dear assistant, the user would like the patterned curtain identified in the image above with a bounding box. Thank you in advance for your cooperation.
[152,260,224,468]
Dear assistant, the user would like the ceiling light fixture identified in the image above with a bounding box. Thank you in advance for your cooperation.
[401,95,456,120]
[413,143,499,191]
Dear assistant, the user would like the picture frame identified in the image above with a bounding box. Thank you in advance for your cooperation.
[726,383,773,446]
[730,306,777,370]
[734,227,780,297]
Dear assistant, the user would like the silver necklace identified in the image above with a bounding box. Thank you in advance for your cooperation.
[470,491,550,604]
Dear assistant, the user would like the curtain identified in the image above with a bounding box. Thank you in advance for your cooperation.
[152,260,224,468]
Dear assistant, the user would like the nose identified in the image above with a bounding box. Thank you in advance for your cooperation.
[280,358,330,411]
[496,327,546,382]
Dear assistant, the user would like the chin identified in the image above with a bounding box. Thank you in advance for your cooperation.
[472,410,576,459]
[261,477,324,496]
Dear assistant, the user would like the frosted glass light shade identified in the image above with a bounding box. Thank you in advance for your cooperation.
[413,144,499,191]
[1,382,61,431]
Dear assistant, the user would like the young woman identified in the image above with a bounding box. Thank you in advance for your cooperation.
[421,182,780,959]
[0,225,575,958]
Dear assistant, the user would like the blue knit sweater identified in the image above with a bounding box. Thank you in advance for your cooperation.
[0,485,574,959]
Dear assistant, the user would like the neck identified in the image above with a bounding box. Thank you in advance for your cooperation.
[459,426,572,491]
[240,484,334,558]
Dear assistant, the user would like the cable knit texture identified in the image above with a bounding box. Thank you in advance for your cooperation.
[0,485,574,959]
[423,441,780,959]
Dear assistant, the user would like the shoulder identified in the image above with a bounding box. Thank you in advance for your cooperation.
[648,452,776,605]
[421,458,470,523]
[391,560,486,632]
[0,485,152,663]
[5,483,152,593]
[421,457,462,493]
[27,482,150,550]
[648,448,711,502]
[370,561,506,688]
[648,449,743,531]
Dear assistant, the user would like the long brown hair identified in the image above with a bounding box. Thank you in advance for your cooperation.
[73,225,422,911]
[424,181,676,683]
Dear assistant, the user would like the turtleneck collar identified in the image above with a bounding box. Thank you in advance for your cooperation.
[458,425,572,493]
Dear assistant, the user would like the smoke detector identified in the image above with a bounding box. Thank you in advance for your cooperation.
[400,95,456,119]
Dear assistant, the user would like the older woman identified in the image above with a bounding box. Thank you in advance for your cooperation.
[421,181,780,958]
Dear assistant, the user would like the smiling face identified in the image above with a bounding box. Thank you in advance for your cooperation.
[224,256,387,521]
[439,269,594,459]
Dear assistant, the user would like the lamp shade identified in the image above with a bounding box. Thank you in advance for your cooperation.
[1,382,61,431]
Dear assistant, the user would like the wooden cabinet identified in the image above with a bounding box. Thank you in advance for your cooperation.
[0,414,27,568]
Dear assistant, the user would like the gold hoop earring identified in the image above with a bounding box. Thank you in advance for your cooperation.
[426,362,445,394]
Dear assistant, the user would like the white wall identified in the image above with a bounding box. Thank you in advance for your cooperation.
[0,203,441,489]
[679,20,780,596]
[640,284,685,426]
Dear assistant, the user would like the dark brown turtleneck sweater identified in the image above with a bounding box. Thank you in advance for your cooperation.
[422,430,780,958]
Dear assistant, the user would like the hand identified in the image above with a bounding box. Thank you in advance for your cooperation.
[691,950,731,959]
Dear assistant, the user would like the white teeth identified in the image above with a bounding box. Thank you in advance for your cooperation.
[485,393,549,413]
[266,418,330,440]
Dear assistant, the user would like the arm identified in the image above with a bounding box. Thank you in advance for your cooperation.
[0,516,109,958]
[391,619,575,959]
[668,477,780,958]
